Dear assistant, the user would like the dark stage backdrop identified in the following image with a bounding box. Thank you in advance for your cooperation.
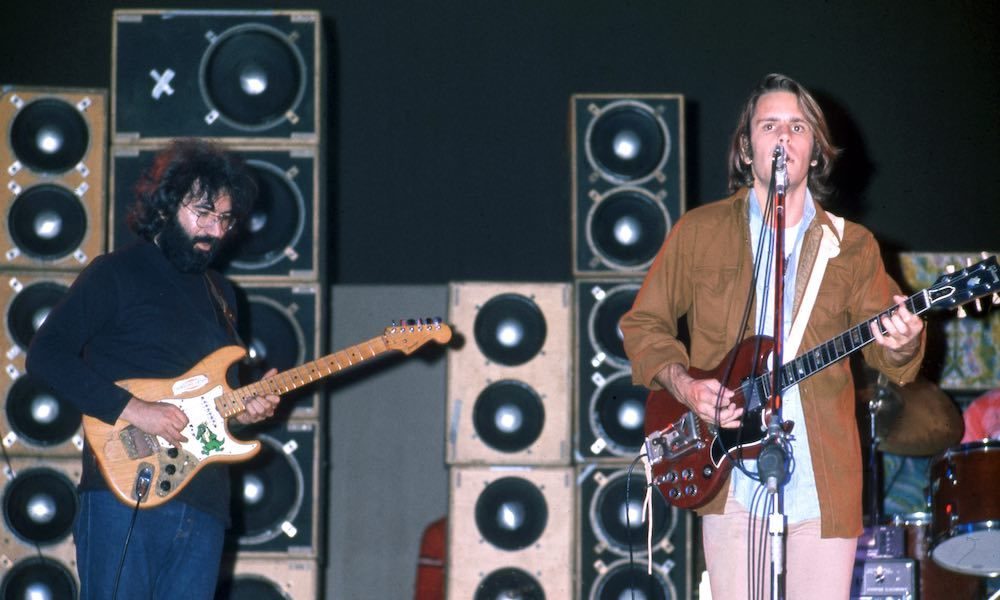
[3,2,997,284]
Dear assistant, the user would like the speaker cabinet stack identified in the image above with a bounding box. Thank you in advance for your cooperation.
[445,282,576,597]
[1,85,106,594]
[111,10,326,596]
[571,93,693,599]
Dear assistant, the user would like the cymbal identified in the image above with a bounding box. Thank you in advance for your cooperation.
[864,375,964,456]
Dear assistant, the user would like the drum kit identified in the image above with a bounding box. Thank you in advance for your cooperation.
[859,374,998,599]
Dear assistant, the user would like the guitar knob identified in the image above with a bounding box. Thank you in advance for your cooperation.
[684,484,698,496]
[159,480,171,492]
[166,447,179,459]
[665,471,678,483]
[164,464,176,475]
[668,488,681,499]
[681,468,694,481]
[702,466,714,478]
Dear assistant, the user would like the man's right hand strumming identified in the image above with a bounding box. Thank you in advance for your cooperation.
[655,363,743,428]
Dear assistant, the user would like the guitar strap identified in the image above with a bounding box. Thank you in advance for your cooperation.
[785,213,844,356]
[203,272,246,348]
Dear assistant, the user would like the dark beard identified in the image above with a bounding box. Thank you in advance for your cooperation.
[158,218,220,274]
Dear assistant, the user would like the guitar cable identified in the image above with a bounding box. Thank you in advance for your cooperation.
[623,452,659,600]
[112,467,153,600]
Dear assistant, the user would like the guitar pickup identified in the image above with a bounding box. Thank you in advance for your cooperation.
[119,425,159,460]
[645,412,703,464]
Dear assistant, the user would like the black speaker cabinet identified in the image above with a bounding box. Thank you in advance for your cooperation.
[225,418,321,558]
[446,466,574,599]
[572,94,685,277]
[575,279,647,462]
[2,271,77,367]
[215,555,318,600]
[112,10,322,145]
[110,145,322,282]
[2,87,106,271]
[577,465,693,600]
[232,281,325,419]
[446,283,572,466]
[2,366,83,458]
[0,456,81,599]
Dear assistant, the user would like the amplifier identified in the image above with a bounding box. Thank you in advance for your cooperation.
[850,558,916,600]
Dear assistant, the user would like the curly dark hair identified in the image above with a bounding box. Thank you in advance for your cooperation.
[127,138,257,241]
[726,73,840,202]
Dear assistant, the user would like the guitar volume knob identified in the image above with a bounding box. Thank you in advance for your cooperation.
[684,484,698,496]
[681,468,694,481]
[668,488,681,499]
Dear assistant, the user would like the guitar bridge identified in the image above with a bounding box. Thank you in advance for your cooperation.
[120,425,159,460]
[645,412,704,464]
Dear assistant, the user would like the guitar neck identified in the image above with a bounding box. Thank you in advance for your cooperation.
[216,334,390,417]
[762,289,932,396]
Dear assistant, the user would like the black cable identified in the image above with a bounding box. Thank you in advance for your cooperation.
[112,495,143,600]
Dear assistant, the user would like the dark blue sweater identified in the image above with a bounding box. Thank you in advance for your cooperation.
[26,240,239,524]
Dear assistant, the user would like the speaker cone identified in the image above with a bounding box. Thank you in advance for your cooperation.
[590,560,672,600]
[474,567,546,600]
[237,294,307,381]
[228,434,304,545]
[5,375,81,448]
[199,24,307,131]
[214,575,287,600]
[227,160,306,270]
[6,281,69,351]
[585,100,670,185]
[590,470,671,555]
[7,184,88,260]
[586,188,669,271]
[473,380,544,453]
[474,476,548,551]
[8,97,89,174]
[589,372,648,457]
[2,467,78,545]
[0,556,78,600]
[587,284,639,369]
[473,294,547,366]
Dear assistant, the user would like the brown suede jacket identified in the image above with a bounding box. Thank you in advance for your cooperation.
[621,188,924,538]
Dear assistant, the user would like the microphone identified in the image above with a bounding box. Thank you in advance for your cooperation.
[773,144,787,195]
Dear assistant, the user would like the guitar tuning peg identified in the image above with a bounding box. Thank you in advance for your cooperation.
[957,304,968,319]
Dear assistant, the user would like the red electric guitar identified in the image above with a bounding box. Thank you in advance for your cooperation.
[644,256,999,509]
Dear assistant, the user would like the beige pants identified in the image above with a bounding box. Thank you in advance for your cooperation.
[701,493,857,600]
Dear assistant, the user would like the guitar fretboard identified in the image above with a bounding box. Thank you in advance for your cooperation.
[759,290,932,399]
[214,335,390,418]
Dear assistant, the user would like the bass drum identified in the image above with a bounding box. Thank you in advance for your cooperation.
[892,512,983,599]
[929,440,1000,576]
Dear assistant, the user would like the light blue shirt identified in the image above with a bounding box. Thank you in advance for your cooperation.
[730,189,821,522]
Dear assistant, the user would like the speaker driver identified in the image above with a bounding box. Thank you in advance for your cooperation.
[474,567,545,600]
[227,159,306,270]
[237,294,307,382]
[8,97,89,175]
[214,575,286,600]
[0,556,78,599]
[5,375,81,449]
[590,470,672,556]
[6,281,69,351]
[585,100,670,185]
[199,24,307,131]
[472,380,545,453]
[589,372,648,457]
[587,284,639,369]
[586,188,669,271]
[473,294,547,366]
[7,184,88,261]
[474,476,549,551]
[2,467,78,545]
[590,560,674,600]
[228,434,304,545]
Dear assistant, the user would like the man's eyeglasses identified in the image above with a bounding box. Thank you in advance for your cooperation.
[184,204,236,232]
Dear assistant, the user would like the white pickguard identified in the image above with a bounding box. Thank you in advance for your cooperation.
[158,385,257,459]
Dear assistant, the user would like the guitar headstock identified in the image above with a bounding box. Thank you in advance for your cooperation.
[927,254,1000,312]
[384,318,453,354]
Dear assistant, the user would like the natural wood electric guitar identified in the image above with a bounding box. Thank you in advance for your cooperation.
[644,255,999,510]
[82,319,452,508]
